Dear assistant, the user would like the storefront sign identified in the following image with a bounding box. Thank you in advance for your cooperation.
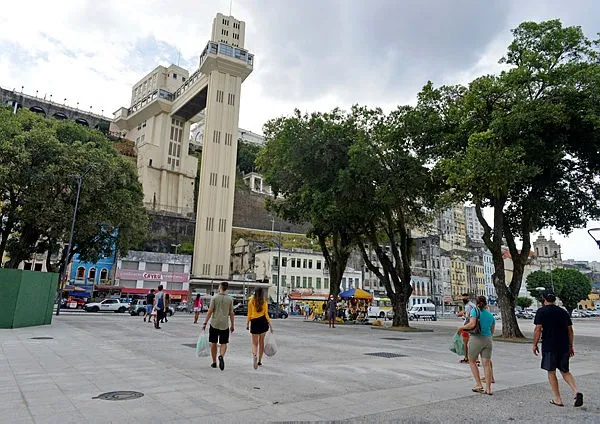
[116,269,189,283]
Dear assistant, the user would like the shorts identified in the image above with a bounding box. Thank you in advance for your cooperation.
[250,316,269,335]
[468,336,493,360]
[541,351,570,373]
[193,307,201,312]
[146,305,153,314]
[461,331,470,339]
[328,311,336,320]
[209,326,230,344]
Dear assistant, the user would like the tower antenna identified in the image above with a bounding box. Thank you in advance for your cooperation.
[229,0,233,16]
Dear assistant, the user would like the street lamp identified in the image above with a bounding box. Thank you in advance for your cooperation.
[171,243,181,255]
[56,166,94,315]
[587,228,600,250]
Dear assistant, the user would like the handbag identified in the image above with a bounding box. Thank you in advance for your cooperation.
[196,330,210,358]
[468,308,481,335]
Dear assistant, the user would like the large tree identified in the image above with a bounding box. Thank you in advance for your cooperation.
[0,108,148,274]
[526,269,593,316]
[258,109,359,296]
[412,20,600,337]
[346,106,441,326]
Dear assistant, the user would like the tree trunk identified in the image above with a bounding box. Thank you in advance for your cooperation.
[498,292,524,338]
[391,294,410,327]
[328,259,344,298]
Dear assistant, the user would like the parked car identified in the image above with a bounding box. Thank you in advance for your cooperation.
[233,303,248,316]
[268,304,288,319]
[516,310,534,319]
[571,310,582,318]
[61,298,86,309]
[129,299,174,316]
[84,298,131,313]
[408,304,437,321]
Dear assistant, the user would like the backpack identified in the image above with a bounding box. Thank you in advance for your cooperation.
[156,293,164,310]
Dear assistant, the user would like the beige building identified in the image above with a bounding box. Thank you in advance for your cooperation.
[113,12,254,279]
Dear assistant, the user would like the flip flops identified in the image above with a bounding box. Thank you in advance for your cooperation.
[549,400,564,407]
[574,393,583,407]
[472,387,485,393]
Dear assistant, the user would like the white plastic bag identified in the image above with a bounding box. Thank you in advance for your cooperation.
[196,331,210,357]
[264,333,278,357]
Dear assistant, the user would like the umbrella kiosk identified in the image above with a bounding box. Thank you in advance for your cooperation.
[338,288,373,322]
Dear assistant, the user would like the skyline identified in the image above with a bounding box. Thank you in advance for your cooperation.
[1,0,599,261]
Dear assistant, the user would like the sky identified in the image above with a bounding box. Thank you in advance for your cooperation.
[1,0,599,260]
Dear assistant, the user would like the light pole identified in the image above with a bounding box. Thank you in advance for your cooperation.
[171,243,181,255]
[56,168,93,315]
[587,228,600,250]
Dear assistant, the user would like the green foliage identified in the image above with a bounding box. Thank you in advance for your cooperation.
[516,296,533,309]
[526,268,593,313]
[236,140,262,174]
[0,107,147,272]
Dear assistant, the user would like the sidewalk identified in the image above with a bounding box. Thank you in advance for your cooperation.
[1,314,598,423]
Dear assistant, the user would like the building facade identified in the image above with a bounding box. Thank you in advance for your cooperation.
[70,252,116,287]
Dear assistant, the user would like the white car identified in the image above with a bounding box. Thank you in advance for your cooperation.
[84,298,130,313]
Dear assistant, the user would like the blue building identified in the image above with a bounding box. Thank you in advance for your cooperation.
[70,251,116,289]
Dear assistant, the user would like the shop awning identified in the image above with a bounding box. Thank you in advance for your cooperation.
[288,293,328,301]
[339,288,373,299]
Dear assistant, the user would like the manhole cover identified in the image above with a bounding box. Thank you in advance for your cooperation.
[380,337,408,341]
[182,343,196,348]
[30,337,53,340]
[364,352,407,358]
[93,391,144,401]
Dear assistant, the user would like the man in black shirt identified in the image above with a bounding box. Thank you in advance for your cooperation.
[144,289,155,323]
[533,292,583,407]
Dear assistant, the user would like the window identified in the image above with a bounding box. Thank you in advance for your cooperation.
[210,172,218,186]
[168,118,183,165]
[149,159,153,167]
[216,90,224,103]
[281,257,287,267]
[290,258,295,268]
[308,260,313,269]
[206,217,214,231]
[291,276,295,288]
[173,73,177,79]
[303,259,307,268]
[145,262,162,271]
[302,277,307,288]
[316,278,322,289]
[202,263,211,275]
[273,257,279,267]
[100,268,109,282]
[308,277,312,288]
[316,260,322,270]
[88,268,96,282]
[281,275,287,287]
[76,267,85,280]
[273,275,278,286]
[324,278,329,289]
[544,246,548,256]
[227,93,236,106]
[215,265,224,276]
[218,218,226,232]
[225,133,233,146]
[221,175,230,188]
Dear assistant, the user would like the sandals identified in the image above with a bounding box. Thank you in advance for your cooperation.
[460,359,469,363]
[574,393,583,407]
[472,387,485,393]
[549,400,564,407]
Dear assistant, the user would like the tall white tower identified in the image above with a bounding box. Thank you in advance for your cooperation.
[192,13,253,278]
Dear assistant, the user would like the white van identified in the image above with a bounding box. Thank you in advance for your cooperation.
[408,303,436,321]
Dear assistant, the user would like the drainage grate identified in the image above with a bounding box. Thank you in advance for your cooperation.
[93,391,144,401]
[364,352,407,358]
[182,343,196,348]
[30,337,53,340]
[380,337,408,341]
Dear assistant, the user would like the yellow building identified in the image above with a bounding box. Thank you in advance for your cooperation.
[578,293,599,309]
[451,255,467,301]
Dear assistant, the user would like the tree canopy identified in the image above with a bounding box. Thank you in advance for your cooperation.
[526,268,593,315]
[236,140,262,174]
[0,108,148,274]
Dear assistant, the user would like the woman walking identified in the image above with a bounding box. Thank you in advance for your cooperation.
[246,287,273,370]
[193,294,203,324]
[457,295,496,395]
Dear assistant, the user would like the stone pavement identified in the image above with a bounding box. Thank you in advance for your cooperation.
[0,312,598,423]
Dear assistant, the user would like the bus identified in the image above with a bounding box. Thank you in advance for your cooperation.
[368,297,392,319]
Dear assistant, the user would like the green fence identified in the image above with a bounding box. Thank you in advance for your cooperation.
[0,269,58,328]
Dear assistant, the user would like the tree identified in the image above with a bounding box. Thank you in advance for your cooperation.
[516,296,533,309]
[0,108,148,273]
[411,20,600,337]
[258,109,359,296]
[526,268,593,315]
[236,140,262,174]
[346,106,441,326]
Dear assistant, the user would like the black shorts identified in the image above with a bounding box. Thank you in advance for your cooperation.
[209,326,230,344]
[541,351,570,373]
[250,316,269,335]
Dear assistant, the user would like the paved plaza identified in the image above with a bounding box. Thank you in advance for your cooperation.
[0,312,598,423]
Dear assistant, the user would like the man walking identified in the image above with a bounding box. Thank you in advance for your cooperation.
[154,285,166,329]
[457,293,475,363]
[202,282,235,371]
[144,289,155,323]
[533,292,583,407]
[326,295,337,328]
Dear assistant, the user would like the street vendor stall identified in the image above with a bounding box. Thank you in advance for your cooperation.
[338,288,372,322]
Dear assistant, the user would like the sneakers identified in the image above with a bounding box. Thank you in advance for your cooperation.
[218,355,225,371]
[257,361,262,367]
[211,362,217,368]
[253,354,258,370]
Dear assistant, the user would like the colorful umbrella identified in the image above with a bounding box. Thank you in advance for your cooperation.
[338,288,372,299]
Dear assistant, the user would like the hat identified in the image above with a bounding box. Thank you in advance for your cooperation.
[542,292,556,303]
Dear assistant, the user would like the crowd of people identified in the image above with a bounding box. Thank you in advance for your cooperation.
[455,292,584,407]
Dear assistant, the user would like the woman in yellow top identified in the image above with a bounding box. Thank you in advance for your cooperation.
[246,287,273,369]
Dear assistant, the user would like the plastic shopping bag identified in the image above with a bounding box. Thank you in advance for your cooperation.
[449,333,465,357]
[196,331,210,358]
[264,333,278,357]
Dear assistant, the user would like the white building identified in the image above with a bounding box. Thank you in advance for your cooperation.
[115,251,191,293]
[483,250,496,302]
[243,172,273,196]
[464,206,485,243]
[253,248,363,302]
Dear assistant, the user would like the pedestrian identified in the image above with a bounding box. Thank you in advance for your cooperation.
[304,303,310,321]
[202,282,234,371]
[246,287,273,369]
[160,293,170,323]
[533,292,583,407]
[457,295,495,395]
[153,285,166,329]
[457,293,476,364]
[144,289,155,323]
[193,294,203,324]
[326,295,337,328]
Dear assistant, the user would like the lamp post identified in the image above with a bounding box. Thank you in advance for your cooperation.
[587,228,600,250]
[56,167,94,315]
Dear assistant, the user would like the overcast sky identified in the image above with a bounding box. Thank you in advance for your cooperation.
[1,0,599,260]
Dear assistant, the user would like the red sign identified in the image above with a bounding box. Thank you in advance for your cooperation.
[116,269,189,283]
